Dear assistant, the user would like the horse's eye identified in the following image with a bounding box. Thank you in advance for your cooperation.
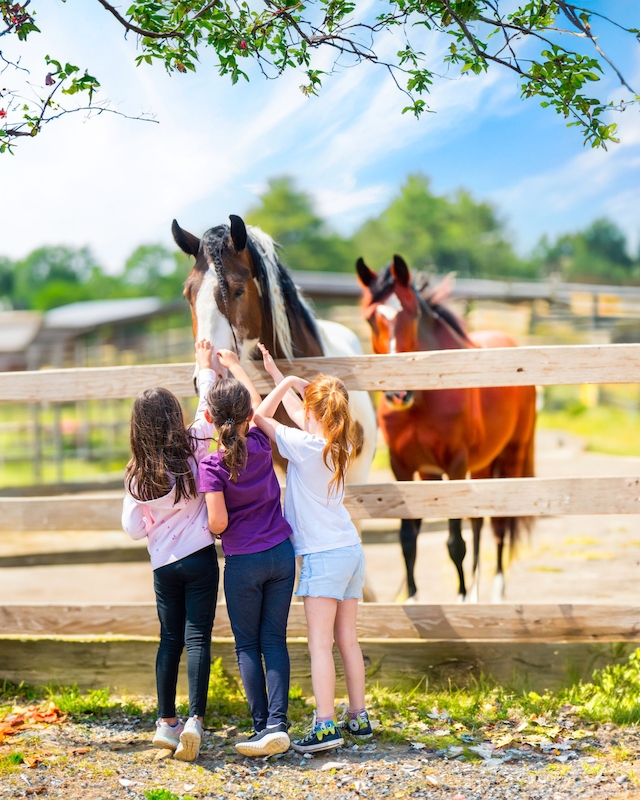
[234,288,245,299]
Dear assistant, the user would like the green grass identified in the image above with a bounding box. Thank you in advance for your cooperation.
[0,752,24,776]
[4,649,640,754]
[145,791,196,800]
[538,405,640,457]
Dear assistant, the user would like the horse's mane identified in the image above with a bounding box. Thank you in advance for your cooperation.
[413,273,473,345]
[203,224,321,360]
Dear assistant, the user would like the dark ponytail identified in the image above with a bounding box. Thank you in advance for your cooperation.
[205,378,252,482]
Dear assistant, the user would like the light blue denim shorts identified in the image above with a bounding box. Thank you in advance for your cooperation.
[296,543,366,601]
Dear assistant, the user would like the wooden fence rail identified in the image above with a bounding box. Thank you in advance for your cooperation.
[2,603,639,642]
[2,477,640,532]
[2,342,640,401]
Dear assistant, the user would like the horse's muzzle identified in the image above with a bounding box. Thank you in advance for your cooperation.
[384,390,414,410]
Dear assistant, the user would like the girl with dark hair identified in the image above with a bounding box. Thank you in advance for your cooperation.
[198,355,299,757]
[250,344,372,755]
[122,339,218,762]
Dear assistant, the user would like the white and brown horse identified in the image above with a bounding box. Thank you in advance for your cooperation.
[172,213,377,487]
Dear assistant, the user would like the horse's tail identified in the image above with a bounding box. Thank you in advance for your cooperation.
[492,385,537,560]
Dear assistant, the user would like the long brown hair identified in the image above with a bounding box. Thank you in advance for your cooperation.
[303,374,360,496]
[205,377,252,482]
[125,387,201,503]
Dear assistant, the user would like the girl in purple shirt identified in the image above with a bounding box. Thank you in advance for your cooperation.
[198,353,297,758]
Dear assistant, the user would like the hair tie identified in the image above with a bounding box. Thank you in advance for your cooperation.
[223,418,235,426]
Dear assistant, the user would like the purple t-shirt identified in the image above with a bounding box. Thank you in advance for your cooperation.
[198,427,292,556]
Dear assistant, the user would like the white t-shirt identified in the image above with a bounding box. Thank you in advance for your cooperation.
[275,425,360,556]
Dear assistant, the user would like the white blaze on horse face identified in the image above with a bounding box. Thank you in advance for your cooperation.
[377,303,399,354]
[195,269,236,354]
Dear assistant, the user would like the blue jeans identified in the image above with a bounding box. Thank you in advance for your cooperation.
[153,544,219,718]
[224,537,295,730]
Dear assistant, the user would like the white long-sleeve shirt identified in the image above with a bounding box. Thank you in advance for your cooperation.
[121,369,216,570]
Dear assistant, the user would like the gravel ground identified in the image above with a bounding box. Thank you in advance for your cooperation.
[2,710,640,800]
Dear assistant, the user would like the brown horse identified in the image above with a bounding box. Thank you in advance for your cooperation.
[357,254,536,603]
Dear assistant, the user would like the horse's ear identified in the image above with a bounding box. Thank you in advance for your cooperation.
[229,214,248,252]
[172,220,200,257]
[356,257,377,287]
[392,254,411,287]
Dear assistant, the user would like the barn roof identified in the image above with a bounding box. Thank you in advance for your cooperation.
[44,297,165,333]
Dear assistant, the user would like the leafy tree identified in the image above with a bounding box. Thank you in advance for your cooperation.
[122,244,189,298]
[354,174,536,280]
[245,177,358,272]
[12,246,99,309]
[2,1,639,153]
[0,257,14,303]
[537,218,638,284]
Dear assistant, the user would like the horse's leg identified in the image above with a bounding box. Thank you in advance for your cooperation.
[390,454,422,602]
[399,518,422,602]
[468,517,483,604]
[491,517,507,602]
[447,518,467,602]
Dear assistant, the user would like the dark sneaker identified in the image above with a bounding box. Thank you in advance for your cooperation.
[343,710,373,740]
[235,723,290,757]
[291,714,344,754]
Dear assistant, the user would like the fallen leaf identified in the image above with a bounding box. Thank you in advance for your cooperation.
[409,741,426,750]
[69,747,91,755]
[322,761,347,771]
[23,757,41,769]
[118,778,135,788]
[155,749,172,761]
[184,784,195,792]
[425,775,438,786]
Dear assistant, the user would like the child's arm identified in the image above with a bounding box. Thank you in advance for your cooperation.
[205,491,228,535]
[121,493,149,540]
[217,349,262,414]
[252,374,309,442]
[255,374,308,421]
[191,339,217,460]
[257,343,306,429]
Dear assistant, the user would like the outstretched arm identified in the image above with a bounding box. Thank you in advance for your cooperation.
[253,374,309,442]
[217,349,262,413]
[258,343,307,429]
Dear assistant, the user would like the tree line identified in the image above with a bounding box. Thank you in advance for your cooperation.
[1,174,638,312]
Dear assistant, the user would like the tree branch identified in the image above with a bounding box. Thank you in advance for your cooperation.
[95,0,184,39]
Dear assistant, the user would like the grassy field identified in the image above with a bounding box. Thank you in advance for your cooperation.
[3,647,640,742]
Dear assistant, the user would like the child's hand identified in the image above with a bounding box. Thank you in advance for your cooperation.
[217,349,239,369]
[258,343,277,376]
[195,339,214,370]
[290,376,310,396]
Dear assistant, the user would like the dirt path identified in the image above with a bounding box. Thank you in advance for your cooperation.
[2,711,640,800]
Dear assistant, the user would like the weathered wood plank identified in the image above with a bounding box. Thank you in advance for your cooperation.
[0,635,634,693]
[3,343,640,402]
[2,603,639,643]
[2,477,640,532]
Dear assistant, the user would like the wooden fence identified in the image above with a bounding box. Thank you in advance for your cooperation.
[2,343,640,693]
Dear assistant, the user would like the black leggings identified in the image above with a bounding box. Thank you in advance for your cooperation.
[153,544,219,718]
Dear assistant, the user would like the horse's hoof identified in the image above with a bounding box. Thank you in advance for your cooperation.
[456,593,466,604]
[491,574,505,603]
[468,586,479,604]
[404,592,419,604]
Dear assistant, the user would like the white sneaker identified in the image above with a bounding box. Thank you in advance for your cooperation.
[152,719,184,751]
[234,723,290,757]
[174,716,203,762]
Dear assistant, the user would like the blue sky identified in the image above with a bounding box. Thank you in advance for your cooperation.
[2,1,639,271]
